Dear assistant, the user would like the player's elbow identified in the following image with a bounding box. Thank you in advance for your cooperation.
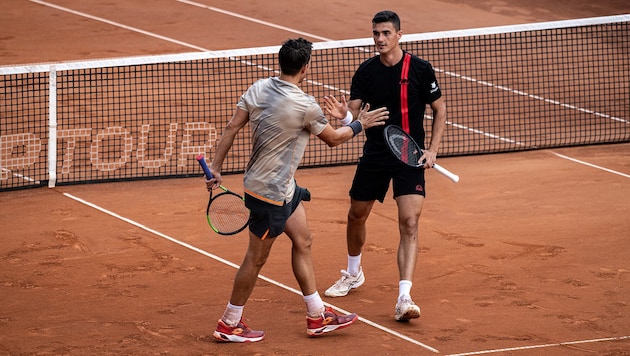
[324,133,348,147]
[317,126,347,147]
[325,138,342,147]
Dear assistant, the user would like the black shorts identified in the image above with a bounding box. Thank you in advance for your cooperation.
[349,161,425,203]
[245,184,311,239]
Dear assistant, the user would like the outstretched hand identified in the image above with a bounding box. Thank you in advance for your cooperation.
[323,95,348,120]
[357,103,389,129]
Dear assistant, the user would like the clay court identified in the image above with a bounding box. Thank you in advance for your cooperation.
[1,1,630,355]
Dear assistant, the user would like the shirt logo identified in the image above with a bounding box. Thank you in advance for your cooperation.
[430,81,439,93]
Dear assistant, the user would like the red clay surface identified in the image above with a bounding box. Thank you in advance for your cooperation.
[1,1,629,355]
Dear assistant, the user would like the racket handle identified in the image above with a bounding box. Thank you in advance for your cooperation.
[196,154,213,179]
[433,163,460,183]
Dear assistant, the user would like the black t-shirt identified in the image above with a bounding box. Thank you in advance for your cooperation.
[350,51,442,166]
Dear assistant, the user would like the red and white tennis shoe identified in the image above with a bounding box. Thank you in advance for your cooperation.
[213,318,264,343]
[306,307,359,336]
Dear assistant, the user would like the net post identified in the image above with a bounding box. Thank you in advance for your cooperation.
[48,65,57,188]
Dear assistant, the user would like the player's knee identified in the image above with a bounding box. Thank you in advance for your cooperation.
[293,233,313,251]
[398,217,419,235]
[348,207,370,224]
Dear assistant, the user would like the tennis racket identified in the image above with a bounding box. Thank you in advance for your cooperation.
[196,155,249,235]
[383,125,460,183]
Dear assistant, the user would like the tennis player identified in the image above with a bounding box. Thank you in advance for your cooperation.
[323,10,447,322]
[206,38,388,342]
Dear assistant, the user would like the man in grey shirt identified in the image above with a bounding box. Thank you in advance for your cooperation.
[207,37,388,342]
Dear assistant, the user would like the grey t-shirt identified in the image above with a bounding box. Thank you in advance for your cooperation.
[237,77,328,205]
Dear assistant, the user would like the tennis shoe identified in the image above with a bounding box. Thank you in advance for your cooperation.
[213,318,265,343]
[324,268,365,297]
[306,306,359,336]
[395,297,421,321]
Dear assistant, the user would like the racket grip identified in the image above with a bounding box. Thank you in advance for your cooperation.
[433,163,460,183]
[196,155,214,179]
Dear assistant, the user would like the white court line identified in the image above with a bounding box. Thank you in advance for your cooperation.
[1,167,41,184]
[31,0,335,51]
[446,335,630,355]
[176,0,334,42]
[437,69,630,126]
[448,121,524,146]
[62,192,439,353]
[551,151,630,179]
[30,0,211,52]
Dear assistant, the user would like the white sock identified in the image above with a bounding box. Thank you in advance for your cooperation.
[347,254,362,276]
[222,302,244,327]
[303,291,325,317]
[398,280,412,301]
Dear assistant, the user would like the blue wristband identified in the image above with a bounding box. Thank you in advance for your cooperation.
[349,120,363,136]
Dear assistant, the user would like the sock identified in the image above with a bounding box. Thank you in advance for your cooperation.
[303,291,325,318]
[347,253,362,276]
[222,302,244,327]
[398,280,412,301]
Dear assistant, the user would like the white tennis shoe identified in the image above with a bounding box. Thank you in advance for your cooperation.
[395,296,421,321]
[324,268,365,297]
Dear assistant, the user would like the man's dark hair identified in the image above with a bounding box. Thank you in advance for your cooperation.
[372,10,401,31]
[278,38,313,76]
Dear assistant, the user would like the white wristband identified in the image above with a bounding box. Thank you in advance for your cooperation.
[340,111,353,126]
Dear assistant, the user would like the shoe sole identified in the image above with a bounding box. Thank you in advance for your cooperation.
[306,314,359,336]
[324,274,365,297]
[395,306,421,322]
[213,331,264,343]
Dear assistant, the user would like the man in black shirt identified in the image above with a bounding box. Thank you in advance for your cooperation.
[323,10,447,322]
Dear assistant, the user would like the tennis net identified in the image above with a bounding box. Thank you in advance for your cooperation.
[1,14,628,190]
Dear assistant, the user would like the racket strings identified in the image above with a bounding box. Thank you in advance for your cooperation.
[389,132,422,165]
[208,193,249,234]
